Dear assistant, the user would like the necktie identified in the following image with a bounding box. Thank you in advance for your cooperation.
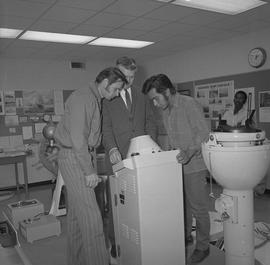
[125,89,132,112]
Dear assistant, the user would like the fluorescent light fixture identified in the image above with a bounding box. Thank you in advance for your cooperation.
[89,37,154,48]
[157,0,267,15]
[20,31,96,44]
[0,28,23,38]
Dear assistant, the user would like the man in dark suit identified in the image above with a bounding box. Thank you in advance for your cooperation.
[102,56,157,258]
[102,56,157,164]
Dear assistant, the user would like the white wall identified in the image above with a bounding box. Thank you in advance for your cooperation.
[1,28,270,188]
[141,27,270,83]
[0,58,113,188]
[0,58,112,91]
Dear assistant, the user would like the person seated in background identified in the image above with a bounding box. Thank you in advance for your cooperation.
[222,90,248,127]
[222,90,266,195]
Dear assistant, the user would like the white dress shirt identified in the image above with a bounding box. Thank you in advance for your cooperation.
[120,87,132,107]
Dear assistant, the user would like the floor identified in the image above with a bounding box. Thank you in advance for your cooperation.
[0,181,270,265]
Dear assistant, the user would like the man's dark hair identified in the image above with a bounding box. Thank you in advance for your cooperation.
[95,67,127,85]
[142,74,176,95]
[235,90,247,104]
[116,56,137,71]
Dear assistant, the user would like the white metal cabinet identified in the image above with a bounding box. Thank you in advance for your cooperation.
[110,150,185,265]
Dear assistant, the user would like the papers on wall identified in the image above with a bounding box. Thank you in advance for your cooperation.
[259,91,270,122]
[9,135,23,148]
[4,91,16,115]
[23,89,54,114]
[34,122,46,134]
[22,126,33,140]
[0,135,23,149]
[0,136,10,149]
[194,80,234,119]
[52,115,62,122]
[4,115,19,126]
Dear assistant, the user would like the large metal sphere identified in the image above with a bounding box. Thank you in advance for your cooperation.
[42,122,56,140]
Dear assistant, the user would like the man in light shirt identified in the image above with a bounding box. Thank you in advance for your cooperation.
[142,74,211,264]
[222,90,248,127]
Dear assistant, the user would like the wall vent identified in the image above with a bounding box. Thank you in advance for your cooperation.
[70,62,86,69]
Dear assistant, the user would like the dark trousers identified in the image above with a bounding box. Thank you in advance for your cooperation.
[184,170,210,251]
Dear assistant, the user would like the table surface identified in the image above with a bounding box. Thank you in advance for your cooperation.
[0,151,27,158]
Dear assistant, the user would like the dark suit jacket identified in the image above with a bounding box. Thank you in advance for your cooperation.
[102,86,157,172]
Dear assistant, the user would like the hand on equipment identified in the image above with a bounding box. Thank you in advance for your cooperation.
[109,148,122,164]
[84,173,101,188]
[176,150,190,165]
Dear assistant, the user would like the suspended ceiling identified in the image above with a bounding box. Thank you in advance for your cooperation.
[1,0,270,62]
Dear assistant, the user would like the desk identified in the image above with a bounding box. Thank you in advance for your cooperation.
[0,152,29,197]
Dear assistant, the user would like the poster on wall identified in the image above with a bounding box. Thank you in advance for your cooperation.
[23,89,54,114]
[194,80,234,119]
[259,91,270,122]
[4,91,17,115]
[0,91,4,115]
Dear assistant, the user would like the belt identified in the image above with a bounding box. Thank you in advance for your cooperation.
[59,143,72,149]
[59,143,94,152]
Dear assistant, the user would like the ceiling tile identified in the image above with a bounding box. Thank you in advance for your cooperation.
[144,4,197,21]
[0,0,268,62]
[56,0,116,11]
[29,19,77,33]
[0,39,13,49]
[0,15,33,29]
[177,11,227,26]
[40,5,97,23]
[70,24,114,36]
[102,0,162,16]
[137,31,179,42]
[0,0,53,19]
[122,18,169,31]
[84,12,135,27]
[153,22,197,34]
[105,28,148,39]
[208,14,257,31]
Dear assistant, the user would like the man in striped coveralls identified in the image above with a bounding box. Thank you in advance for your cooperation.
[54,67,127,265]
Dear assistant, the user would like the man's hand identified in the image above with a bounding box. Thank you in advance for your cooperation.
[84,173,101,188]
[176,150,190,165]
[109,148,122,164]
[176,148,200,165]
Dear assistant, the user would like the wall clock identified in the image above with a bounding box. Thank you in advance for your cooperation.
[248,47,267,68]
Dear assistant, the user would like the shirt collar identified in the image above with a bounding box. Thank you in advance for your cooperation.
[169,93,179,109]
[120,87,131,97]
[90,83,101,102]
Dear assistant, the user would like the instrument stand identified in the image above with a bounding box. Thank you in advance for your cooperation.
[49,171,66,217]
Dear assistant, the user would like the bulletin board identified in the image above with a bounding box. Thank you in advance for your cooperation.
[175,69,270,138]
[0,89,73,146]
